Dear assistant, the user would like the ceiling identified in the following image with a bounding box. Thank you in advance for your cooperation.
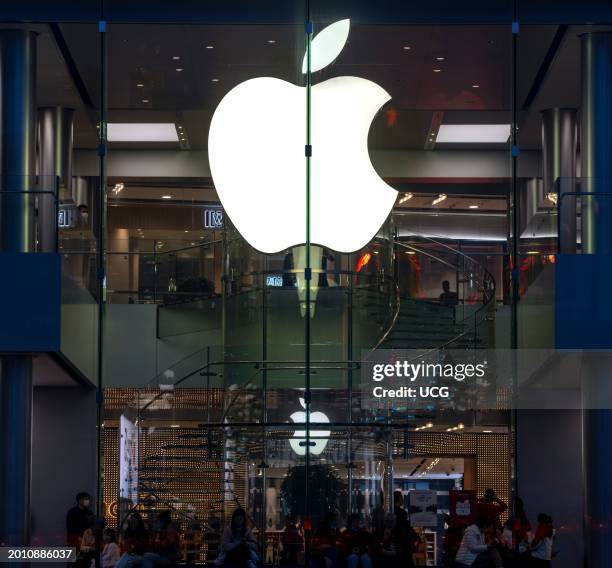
[34,22,607,154]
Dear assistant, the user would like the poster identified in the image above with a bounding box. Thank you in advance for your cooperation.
[409,489,438,527]
[119,414,139,505]
[449,490,477,526]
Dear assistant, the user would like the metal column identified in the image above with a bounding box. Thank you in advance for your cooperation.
[0,29,37,547]
[541,108,577,253]
[581,33,612,255]
[38,106,74,252]
[580,32,612,568]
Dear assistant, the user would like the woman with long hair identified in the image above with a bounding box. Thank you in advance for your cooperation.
[215,508,259,567]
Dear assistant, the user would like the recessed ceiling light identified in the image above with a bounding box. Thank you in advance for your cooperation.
[402,46,411,50]
[141,99,150,103]
[175,68,184,72]
[469,204,479,209]
[205,45,214,49]
[184,230,189,233]
[433,69,441,73]
[267,39,276,44]
[211,78,220,82]
[161,195,172,199]
[436,56,445,61]
[107,123,179,142]
[472,84,480,88]
[172,56,181,60]
[136,83,144,87]
[436,124,511,143]
[432,193,447,205]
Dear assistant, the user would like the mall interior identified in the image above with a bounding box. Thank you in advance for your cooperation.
[1,1,612,567]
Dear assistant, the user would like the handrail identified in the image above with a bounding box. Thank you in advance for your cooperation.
[391,236,496,350]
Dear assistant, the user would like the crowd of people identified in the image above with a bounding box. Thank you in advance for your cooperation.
[65,489,556,567]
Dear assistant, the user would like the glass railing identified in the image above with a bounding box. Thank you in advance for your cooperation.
[0,175,59,252]
[391,234,496,351]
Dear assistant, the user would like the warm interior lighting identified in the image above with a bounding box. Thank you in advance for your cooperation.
[436,124,511,143]
[546,192,558,204]
[161,195,172,200]
[107,123,179,142]
[526,251,540,255]
[469,204,479,209]
[398,192,414,204]
[432,193,448,205]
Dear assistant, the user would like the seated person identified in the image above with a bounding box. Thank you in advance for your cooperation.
[215,508,259,568]
[340,514,373,568]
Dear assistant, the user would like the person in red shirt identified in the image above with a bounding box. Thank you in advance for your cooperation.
[476,489,508,533]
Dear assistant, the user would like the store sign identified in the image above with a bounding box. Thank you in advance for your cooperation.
[208,19,397,254]
[204,208,223,229]
[449,490,477,526]
[266,275,283,287]
[409,489,438,527]
[58,208,74,228]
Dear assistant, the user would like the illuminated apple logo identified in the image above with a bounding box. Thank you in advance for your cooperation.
[289,397,331,456]
[208,19,397,254]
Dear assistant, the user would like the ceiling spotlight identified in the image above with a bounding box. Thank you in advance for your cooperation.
[472,84,480,88]
[267,39,276,44]
[142,99,150,103]
[161,195,172,199]
[436,56,445,61]
[184,230,189,233]
[136,83,144,87]
[172,56,181,60]
[205,45,214,49]
[211,78,220,82]
[433,68,442,73]
[432,193,447,205]
[469,204,479,209]
[175,68,184,72]
[111,182,125,195]
[398,192,414,204]
[402,46,411,50]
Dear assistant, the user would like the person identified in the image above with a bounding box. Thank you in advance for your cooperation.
[310,513,337,568]
[392,490,404,518]
[215,508,258,567]
[340,514,373,568]
[391,509,418,568]
[66,492,94,552]
[476,488,508,533]
[117,512,149,568]
[102,528,121,568]
[75,514,96,568]
[142,510,181,568]
[511,498,532,557]
[281,517,304,566]
[529,514,553,567]
[439,280,459,306]
[442,514,463,567]
[454,516,496,568]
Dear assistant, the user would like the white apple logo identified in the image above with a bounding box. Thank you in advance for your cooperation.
[208,19,398,254]
[289,397,331,456]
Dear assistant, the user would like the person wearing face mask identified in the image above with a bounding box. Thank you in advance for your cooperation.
[66,492,94,552]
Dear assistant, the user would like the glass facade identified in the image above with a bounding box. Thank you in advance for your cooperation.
[2,2,612,567]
